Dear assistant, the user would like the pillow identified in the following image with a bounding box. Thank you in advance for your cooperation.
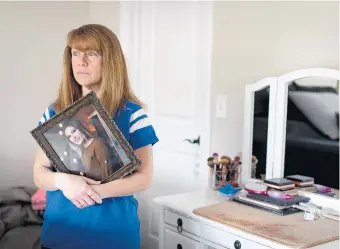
[289,81,338,94]
[288,91,339,140]
[31,189,46,211]
[294,77,338,89]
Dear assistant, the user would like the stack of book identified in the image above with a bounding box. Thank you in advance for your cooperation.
[234,193,310,215]
[285,175,316,192]
[233,186,310,216]
[264,175,336,197]
[263,177,297,195]
[233,174,337,215]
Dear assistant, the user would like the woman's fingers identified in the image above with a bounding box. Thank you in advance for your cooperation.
[73,200,83,208]
[86,189,102,204]
[73,198,94,208]
[72,190,102,208]
[82,194,95,206]
[78,199,87,207]
[65,176,102,208]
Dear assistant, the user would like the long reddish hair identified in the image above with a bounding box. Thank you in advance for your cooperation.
[54,24,143,115]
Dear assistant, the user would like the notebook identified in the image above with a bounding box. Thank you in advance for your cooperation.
[285,175,314,183]
[264,178,294,186]
[263,178,295,190]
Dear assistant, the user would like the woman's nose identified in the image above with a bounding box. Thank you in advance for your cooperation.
[78,54,88,66]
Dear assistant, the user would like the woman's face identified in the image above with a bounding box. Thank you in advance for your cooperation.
[65,126,85,145]
[71,48,103,88]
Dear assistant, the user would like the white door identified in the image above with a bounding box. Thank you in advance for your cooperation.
[119,2,213,248]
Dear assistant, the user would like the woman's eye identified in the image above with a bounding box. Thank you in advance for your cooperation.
[72,129,76,133]
[72,51,79,56]
[88,51,97,56]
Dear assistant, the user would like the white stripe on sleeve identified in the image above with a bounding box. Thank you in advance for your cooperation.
[40,117,45,124]
[130,109,146,124]
[130,117,150,133]
[45,109,51,120]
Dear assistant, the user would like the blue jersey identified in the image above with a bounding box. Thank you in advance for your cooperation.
[38,100,159,249]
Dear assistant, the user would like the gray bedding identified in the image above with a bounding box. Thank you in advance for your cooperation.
[0,187,43,249]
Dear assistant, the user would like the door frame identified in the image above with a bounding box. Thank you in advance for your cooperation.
[118,1,213,245]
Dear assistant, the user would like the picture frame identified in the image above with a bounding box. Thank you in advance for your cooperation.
[30,92,142,183]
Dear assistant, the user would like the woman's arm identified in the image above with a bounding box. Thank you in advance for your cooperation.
[91,145,153,199]
[33,146,62,191]
[33,146,103,207]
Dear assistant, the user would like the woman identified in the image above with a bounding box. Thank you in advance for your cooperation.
[63,119,111,182]
[33,24,158,249]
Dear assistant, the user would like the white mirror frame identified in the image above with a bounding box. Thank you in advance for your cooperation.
[273,68,340,178]
[242,68,340,185]
[241,77,278,184]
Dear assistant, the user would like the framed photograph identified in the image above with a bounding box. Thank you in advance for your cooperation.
[31,92,141,183]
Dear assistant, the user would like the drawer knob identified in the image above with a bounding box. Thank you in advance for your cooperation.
[177,244,182,249]
[234,240,241,249]
[177,218,183,233]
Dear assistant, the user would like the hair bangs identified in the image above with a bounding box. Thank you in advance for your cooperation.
[68,29,102,54]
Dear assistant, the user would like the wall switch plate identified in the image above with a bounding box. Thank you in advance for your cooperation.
[216,94,227,118]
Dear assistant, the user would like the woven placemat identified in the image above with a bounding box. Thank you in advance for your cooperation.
[193,201,339,248]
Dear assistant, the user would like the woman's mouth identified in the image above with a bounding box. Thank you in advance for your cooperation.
[78,72,89,75]
[74,137,80,143]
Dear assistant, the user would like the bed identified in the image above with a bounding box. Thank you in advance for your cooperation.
[0,186,43,249]
[252,82,339,189]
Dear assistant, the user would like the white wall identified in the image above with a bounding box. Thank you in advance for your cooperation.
[0,1,338,190]
[88,1,120,36]
[210,1,339,158]
[0,1,120,189]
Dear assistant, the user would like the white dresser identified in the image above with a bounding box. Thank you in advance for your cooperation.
[153,189,339,249]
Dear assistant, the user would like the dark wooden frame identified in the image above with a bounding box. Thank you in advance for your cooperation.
[30,92,141,183]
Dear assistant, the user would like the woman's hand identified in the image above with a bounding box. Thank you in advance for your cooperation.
[55,173,102,208]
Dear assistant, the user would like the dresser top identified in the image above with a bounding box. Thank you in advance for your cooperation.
[153,188,340,249]
[153,188,226,217]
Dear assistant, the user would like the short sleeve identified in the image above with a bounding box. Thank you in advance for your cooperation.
[38,105,56,126]
[129,107,159,150]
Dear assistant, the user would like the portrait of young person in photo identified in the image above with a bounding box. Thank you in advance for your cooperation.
[62,119,111,181]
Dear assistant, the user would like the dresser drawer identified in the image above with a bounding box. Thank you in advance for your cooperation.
[164,228,200,249]
[201,224,272,249]
[164,210,199,236]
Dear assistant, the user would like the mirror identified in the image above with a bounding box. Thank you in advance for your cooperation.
[241,77,277,184]
[273,69,340,199]
[251,86,271,180]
